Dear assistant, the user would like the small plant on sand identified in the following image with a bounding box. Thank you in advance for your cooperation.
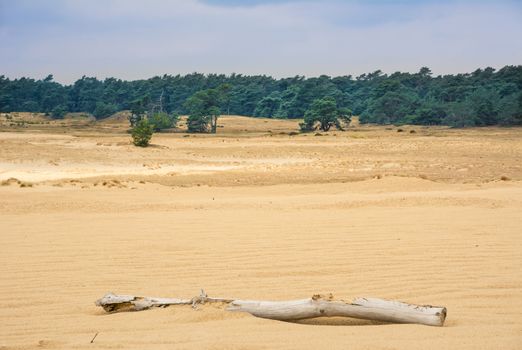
[131,119,154,147]
[149,112,179,131]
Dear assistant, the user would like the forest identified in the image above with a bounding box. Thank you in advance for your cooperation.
[1,65,521,127]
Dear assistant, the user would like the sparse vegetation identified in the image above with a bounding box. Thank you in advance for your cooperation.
[148,112,179,131]
[131,119,154,147]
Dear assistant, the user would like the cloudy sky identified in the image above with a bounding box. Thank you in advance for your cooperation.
[1,0,521,83]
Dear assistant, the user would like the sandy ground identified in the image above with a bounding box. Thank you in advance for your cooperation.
[1,114,521,349]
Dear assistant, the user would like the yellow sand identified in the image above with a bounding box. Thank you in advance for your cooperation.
[0,115,521,349]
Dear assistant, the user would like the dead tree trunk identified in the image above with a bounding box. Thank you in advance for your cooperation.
[95,292,446,327]
[228,295,446,327]
[210,115,217,133]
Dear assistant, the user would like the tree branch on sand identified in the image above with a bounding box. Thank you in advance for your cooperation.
[95,290,447,327]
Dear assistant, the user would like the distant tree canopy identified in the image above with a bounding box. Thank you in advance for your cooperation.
[1,66,521,127]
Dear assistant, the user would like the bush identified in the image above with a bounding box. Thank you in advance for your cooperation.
[51,105,67,119]
[94,102,118,119]
[148,112,179,131]
[187,114,210,133]
[131,119,154,147]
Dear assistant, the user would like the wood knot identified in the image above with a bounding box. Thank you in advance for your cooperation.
[312,293,334,301]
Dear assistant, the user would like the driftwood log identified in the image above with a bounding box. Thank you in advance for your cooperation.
[95,290,232,312]
[95,291,446,327]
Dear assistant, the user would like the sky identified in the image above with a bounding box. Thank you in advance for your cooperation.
[0,0,521,84]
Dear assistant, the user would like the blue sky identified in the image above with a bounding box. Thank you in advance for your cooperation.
[1,0,521,83]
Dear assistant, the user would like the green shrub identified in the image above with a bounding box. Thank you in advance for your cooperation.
[51,105,67,119]
[187,114,210,133]
[149,112,179,131]
[94,102,118,119]
[131,119,154,147]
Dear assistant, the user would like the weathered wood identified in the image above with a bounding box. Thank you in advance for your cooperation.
[95,290,233,312]
[95,292,446,327]
[227,295,446,327]
[95,292,192,312]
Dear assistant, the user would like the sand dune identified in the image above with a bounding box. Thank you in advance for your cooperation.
[0,118,521,349]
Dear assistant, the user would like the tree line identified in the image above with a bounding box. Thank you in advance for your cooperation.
[1,65,521,126]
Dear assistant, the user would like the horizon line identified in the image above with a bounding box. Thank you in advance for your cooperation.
[3,64,520,85]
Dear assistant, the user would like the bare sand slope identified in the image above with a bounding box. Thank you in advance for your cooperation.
[1,178,521,350]
[0,120,521,349]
